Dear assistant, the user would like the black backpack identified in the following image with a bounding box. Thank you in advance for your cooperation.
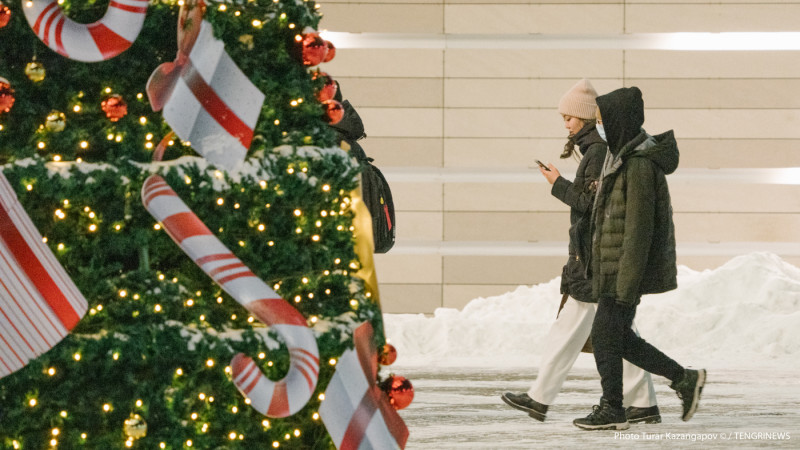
[330,96,396,253]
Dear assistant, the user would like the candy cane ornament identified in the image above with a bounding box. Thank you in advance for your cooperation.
[142,175,319,417]
[23,0,149,62]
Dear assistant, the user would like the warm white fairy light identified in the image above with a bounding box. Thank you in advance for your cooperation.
[26,184,33,191]
[119,289,127,297]
[206,359,215,367]
[191,412,198,420]
[73,105,81,112]
[115,134,123,142]
[54,209,66,219]
[217,197,224,205]
[73,353,81,361]
[48,367,56,376]
[139,117,147,125]
[312,412,320,420]
[102,403,112,412]
[155,303,163,312]
[329,358,337,366]
[107,133,114,140]
[153,223,161,230]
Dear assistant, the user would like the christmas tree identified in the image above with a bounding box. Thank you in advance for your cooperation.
[0,0,407,448]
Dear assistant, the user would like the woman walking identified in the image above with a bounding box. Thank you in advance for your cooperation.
[501,79,659,426]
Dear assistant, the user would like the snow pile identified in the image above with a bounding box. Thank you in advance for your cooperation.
[384,252,800,370]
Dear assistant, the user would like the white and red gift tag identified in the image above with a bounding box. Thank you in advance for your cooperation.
[0,172,88,379]
[320,322,409,450]
[147,13,265,172]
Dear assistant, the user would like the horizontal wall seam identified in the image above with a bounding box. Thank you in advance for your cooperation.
[320,31,800,51]
[386,240,800,256]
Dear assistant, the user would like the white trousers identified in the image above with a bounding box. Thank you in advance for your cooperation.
[528,297,657,408]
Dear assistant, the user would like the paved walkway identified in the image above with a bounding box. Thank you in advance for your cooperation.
[393,365,799,449]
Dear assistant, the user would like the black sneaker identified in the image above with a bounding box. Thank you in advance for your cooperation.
[626,405,662,424]
[500,392,548,421]
[573,398,630,430]
[670,368,706,421]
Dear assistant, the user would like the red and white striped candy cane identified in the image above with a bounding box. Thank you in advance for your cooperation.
[142,175,319,417]
[23,0,149,62]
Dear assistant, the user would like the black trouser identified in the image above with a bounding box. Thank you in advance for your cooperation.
[591,297,685,409]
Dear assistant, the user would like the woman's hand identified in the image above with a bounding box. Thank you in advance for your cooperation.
[539,163,560,184]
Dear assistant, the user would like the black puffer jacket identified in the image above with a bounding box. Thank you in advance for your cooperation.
[551,124,606,303]
[591,87,679,306]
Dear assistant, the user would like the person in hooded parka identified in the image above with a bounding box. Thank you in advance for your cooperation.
[573,87,706,431]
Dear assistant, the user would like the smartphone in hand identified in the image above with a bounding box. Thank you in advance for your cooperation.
[535,160,551,171]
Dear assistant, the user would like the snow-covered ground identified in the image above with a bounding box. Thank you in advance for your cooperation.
[383,253,800,448]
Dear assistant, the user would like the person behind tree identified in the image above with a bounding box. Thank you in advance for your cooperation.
[573,86,706,430]
[501,79,660,425]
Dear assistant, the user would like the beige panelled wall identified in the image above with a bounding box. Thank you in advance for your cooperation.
[318,1,800,313]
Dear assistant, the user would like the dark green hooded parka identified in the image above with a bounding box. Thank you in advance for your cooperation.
[591,87,679,307]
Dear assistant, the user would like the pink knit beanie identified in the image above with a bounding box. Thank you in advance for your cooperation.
[558,79,598,120]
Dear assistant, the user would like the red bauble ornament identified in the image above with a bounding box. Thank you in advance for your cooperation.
[301,32,328,67]
[0,77,14,114]
[380,375,414,410]
[313,72,337,102]
[323,40,336,63]
[101,94,128,122]
[0,4,11,29]
[323,99,344,125]
[378,343,397,366]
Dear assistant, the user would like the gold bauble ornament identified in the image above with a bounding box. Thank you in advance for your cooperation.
[45,110,66,132]
[123,413,147,439]
[25,61,46,83]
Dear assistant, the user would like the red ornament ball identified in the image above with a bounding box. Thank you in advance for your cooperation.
[323,41,336,63]
[101,94,128,122]
[0,78,14,114]
[301,32,328,67]
[313,72,338,102]
[380,375,414,410]
[378,343,397,366]
[323,99,344,125]
[0,5,11,29]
